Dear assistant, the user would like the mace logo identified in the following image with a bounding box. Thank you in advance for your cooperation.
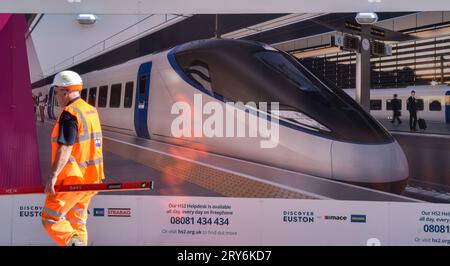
[324,215,347,221]
[93,208,105,217]
[107,208,131,217]
[351,214,367,223]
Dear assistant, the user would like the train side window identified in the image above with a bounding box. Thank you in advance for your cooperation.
[110,83,122,108]
[88,87,97,106]
[386,99,402,110]
[416,99,424,111]
[406,98,424,111]
[98,85,108,108]
[406,99,422,110]
[386,100,391,110]
[81,88,87,101]
[370,100,382,110]
[139,76,147,95]
[124,82,134,108]
[429,100,442,111]
[185,61,212,94]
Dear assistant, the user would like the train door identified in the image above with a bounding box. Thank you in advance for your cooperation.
[134,62,152,138]
[446,91,450,124]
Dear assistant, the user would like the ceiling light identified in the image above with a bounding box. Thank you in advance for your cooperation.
[77,14,97,25]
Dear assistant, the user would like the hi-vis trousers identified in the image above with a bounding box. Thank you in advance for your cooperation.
[42,188,96,246]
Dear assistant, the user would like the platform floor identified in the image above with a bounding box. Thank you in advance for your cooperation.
[379,119,450,135]
[36,122,222,197]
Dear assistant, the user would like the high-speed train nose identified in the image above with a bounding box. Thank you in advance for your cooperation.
[331,140,409,194]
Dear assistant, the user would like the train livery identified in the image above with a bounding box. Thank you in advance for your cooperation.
[34,39,410,194]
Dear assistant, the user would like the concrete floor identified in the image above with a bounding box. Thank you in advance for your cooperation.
[36,122,222,197]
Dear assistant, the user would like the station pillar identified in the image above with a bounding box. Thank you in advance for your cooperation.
[355,25,371,112]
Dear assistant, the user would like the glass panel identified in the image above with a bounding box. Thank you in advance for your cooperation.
[81,88,87,101]
[98,85,108,108]
[370,100,382,110]
[124,82,134,108]
[139,76,147,95]
[429,100,441,111]
[88,87,97,106]
[110,83,122,108]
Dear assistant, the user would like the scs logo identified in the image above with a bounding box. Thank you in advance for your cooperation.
[351,214,367,223]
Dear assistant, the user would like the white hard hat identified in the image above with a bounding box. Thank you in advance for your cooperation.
[52,70,83,87]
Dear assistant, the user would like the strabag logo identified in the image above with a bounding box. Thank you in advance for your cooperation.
[107,208,131,217]
[282,210,314,223]
[351,214,367,223]
[324,215,347,221]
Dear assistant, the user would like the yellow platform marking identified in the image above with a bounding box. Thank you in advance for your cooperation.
[104,138,317,199]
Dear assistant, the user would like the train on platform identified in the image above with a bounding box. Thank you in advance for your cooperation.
[33,39,414,194]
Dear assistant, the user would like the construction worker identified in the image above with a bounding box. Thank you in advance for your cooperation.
[42,70,104,246]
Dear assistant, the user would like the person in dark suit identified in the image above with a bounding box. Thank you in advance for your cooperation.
[407,90,417,131]
[390,94,402,126]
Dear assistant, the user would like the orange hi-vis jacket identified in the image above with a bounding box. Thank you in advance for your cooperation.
[51,98,104,184]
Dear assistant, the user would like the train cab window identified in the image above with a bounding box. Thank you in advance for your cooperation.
[386,99,402,110]
[429,100,442,111]
[88,87,97,106]
[110,83,122,108]
[254,51,323,93]
[98,85,108,108]
[81,88,87,101]
[139,76,147,95]
[124,82,134,108]
[185,61,212,94]
[370,100,382,110]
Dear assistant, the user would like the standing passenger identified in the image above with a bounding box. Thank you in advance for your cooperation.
[407,90,417,131]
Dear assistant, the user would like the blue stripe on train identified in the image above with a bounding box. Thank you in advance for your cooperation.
[134,62,152,139]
